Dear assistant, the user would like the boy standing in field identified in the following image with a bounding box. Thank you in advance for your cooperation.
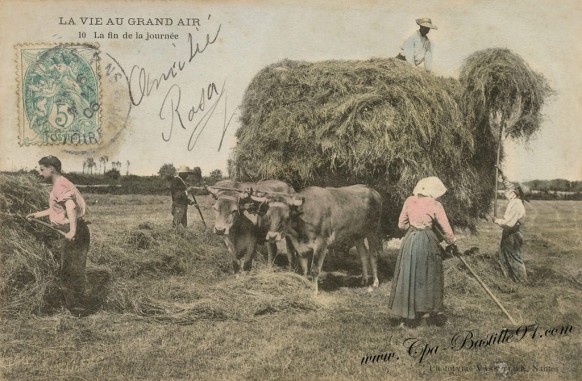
[27,155,90,314]
[493,167,527,283]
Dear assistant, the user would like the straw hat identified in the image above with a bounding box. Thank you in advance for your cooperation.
[413,176,447,198]
[177,165,192,173]
[506,182,530,202]
[416,18,438,29]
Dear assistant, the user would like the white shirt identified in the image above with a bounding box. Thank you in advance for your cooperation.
[400,31,433,71]
[495,199,526,228]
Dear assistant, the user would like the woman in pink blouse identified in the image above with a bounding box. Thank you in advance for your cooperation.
[27,156,90,315]
[388,177,456,326]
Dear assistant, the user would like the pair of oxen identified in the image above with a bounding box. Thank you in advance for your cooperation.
[207,179,383,293]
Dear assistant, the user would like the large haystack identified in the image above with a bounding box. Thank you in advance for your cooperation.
[234,51,551,236]
[460,48,552,142]
[0,174,114,316]
[235,58,475,235]
[0,174,61,316]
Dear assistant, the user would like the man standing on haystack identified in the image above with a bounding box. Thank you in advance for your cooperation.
[171,165,197,228]
[27,156,89,315]
[493,167,528,283]
[396,18,437,72]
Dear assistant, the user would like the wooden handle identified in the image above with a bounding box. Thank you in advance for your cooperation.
[28,218,67,237]
[494,123,504,218]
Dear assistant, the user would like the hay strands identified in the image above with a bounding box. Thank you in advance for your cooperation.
[448,243,518,325]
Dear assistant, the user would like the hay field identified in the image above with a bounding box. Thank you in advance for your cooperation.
[1,194,581,381]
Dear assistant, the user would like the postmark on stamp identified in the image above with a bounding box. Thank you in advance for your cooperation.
[17,44,102,146]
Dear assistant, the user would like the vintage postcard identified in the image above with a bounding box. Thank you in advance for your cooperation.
[1,1,580,380]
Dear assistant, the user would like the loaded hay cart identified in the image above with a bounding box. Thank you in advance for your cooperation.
[233,49,552,236]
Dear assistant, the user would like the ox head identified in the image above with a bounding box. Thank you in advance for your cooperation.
[263,196,304,242]
[207,187,251,235]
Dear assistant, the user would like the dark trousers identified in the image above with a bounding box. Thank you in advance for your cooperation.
[172,204,188,227]
[59,220,90,309]
[499,226,527,283]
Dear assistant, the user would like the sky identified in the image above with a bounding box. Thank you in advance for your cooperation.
[1,0,580,181]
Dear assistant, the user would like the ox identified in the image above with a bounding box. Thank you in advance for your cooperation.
[261,185,382,293]
[208,179,295,274]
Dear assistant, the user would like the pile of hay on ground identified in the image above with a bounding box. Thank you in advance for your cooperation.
[0,174,61,316]
[106,272,322,323]
[234,50,552,236]
[90,221,232,279]
[0,174,115,317]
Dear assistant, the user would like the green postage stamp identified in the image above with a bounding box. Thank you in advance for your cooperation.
[17,44,101,146]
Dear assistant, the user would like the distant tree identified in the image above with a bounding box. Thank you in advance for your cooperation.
[87,158,96,175]
[227,159,235,179]
[207,169,223,185]
[158,163,177,179]
[126,160,130,176]
[82,159,87,174]
[551,179,571,192]
[191,167,202,185]
[99,155,109,175]
[105,168,121,180]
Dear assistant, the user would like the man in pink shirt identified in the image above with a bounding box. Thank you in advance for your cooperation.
[27,156,90,314]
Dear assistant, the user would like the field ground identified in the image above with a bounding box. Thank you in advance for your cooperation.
[1,196,581,381]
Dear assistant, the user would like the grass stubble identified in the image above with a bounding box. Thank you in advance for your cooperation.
[1,179,580,380]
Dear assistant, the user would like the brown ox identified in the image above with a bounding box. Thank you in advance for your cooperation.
[263,185,382,293]
[208,179,295,274]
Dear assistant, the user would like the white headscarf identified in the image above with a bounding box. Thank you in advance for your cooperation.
[413,176,447,198]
